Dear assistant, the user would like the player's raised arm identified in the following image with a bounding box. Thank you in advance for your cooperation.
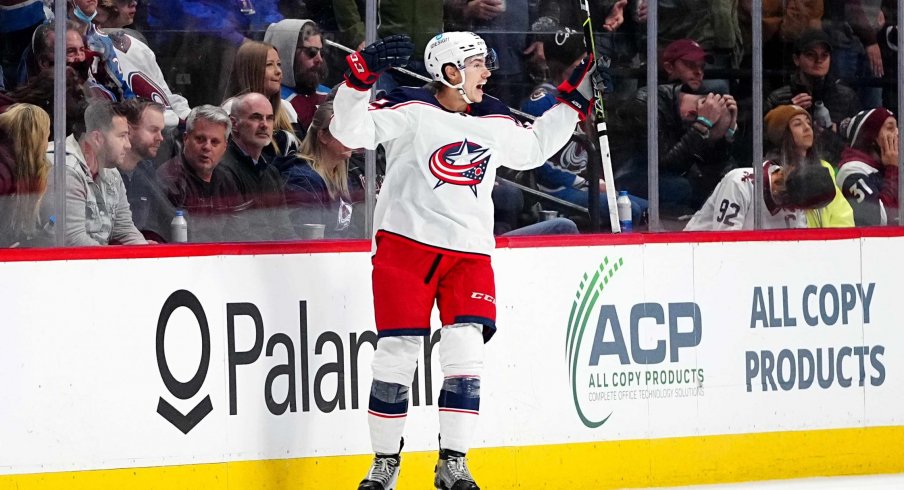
[502,56,601,170]
[330,35,414,151]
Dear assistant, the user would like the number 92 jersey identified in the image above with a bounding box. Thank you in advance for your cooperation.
[684,162,807,231]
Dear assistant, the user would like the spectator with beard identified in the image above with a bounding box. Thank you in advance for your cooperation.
[46,100,149,246]
[264,19,330,135]
[117,98,176,242]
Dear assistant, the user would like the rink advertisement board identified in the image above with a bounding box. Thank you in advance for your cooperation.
[2,232,904,489]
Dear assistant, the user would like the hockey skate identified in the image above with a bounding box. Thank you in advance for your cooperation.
[357,453,401,490]
[434,449,479,490]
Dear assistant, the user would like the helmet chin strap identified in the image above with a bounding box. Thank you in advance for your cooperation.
[441,68,474,105]
[73,5,98,23]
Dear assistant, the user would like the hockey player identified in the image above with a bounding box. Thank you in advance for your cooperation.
[683,158,837,231]
[329,32,602,490]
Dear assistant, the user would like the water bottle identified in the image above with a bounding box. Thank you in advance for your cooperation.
[813,101,832,130]
[616,191,633,232]
[171,210,188,243]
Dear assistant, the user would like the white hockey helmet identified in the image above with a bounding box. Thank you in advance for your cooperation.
[424,32,497,103]
[424,31,489,81]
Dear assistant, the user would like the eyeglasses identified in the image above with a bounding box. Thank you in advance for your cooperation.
[298,46,323,58]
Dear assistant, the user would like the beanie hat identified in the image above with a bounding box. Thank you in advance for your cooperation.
[764,104,809,146]
[844,108,895,150]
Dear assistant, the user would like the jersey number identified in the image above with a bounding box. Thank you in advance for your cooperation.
[717,199,741,226]
[848,178,874,203]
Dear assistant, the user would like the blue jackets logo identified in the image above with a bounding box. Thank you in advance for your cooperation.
[429,139,491,196]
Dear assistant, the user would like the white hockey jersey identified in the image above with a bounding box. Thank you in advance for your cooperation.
[330,83,580,254]
[88,29,191,127]
[684,162,807,231]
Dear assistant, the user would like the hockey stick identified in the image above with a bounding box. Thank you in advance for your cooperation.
[578,0,622,233]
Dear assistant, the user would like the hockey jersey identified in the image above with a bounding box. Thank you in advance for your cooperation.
[836,147,897,226]
[684,162,807,231]
[86,28,191,127]
[330,83,580,254]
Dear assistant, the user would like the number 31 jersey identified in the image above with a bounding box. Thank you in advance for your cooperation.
[684,162,806,231]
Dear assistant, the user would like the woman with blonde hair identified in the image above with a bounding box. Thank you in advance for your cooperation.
[275,101,363,238]
[0,104,52,247]
[223,40,299,157]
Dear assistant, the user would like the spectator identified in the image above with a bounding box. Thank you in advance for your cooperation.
[763,104,853,227]
[221,92,296,241]
[69,0,191,127]
[824,0,884,108]
[529,1,639,100]
[0,103,52,248]
[684,159,836,230]
[95,0,138,29]
[23,21,89,84]
[877,22,898,110]
[764,28,861,163]
[623,82,739,213]
[117,98,176,242]
[47,100,148,246]
[223,40,300,157]
[157,105,250,242]
[275,100,363,238]
[836,107,900,225]
[644,0,743,94]
[445,0,535,107]
[520,32,647,228]
[0,0,46,91]
[739,0,823,88]
[662,39,714,93]
[264,19,330,133]
[332,0,442,90]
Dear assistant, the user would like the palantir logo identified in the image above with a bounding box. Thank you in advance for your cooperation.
[566,257,623,428]
[156,290,213,434]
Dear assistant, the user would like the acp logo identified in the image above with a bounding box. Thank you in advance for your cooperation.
[566,258,703,428]
[156,290,213,434]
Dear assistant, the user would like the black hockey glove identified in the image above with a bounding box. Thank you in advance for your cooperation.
[344,34,415,91]
[555,54,609,121]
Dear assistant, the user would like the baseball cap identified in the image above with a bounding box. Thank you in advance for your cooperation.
[662,39,714,65]
[794,29,832,54]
